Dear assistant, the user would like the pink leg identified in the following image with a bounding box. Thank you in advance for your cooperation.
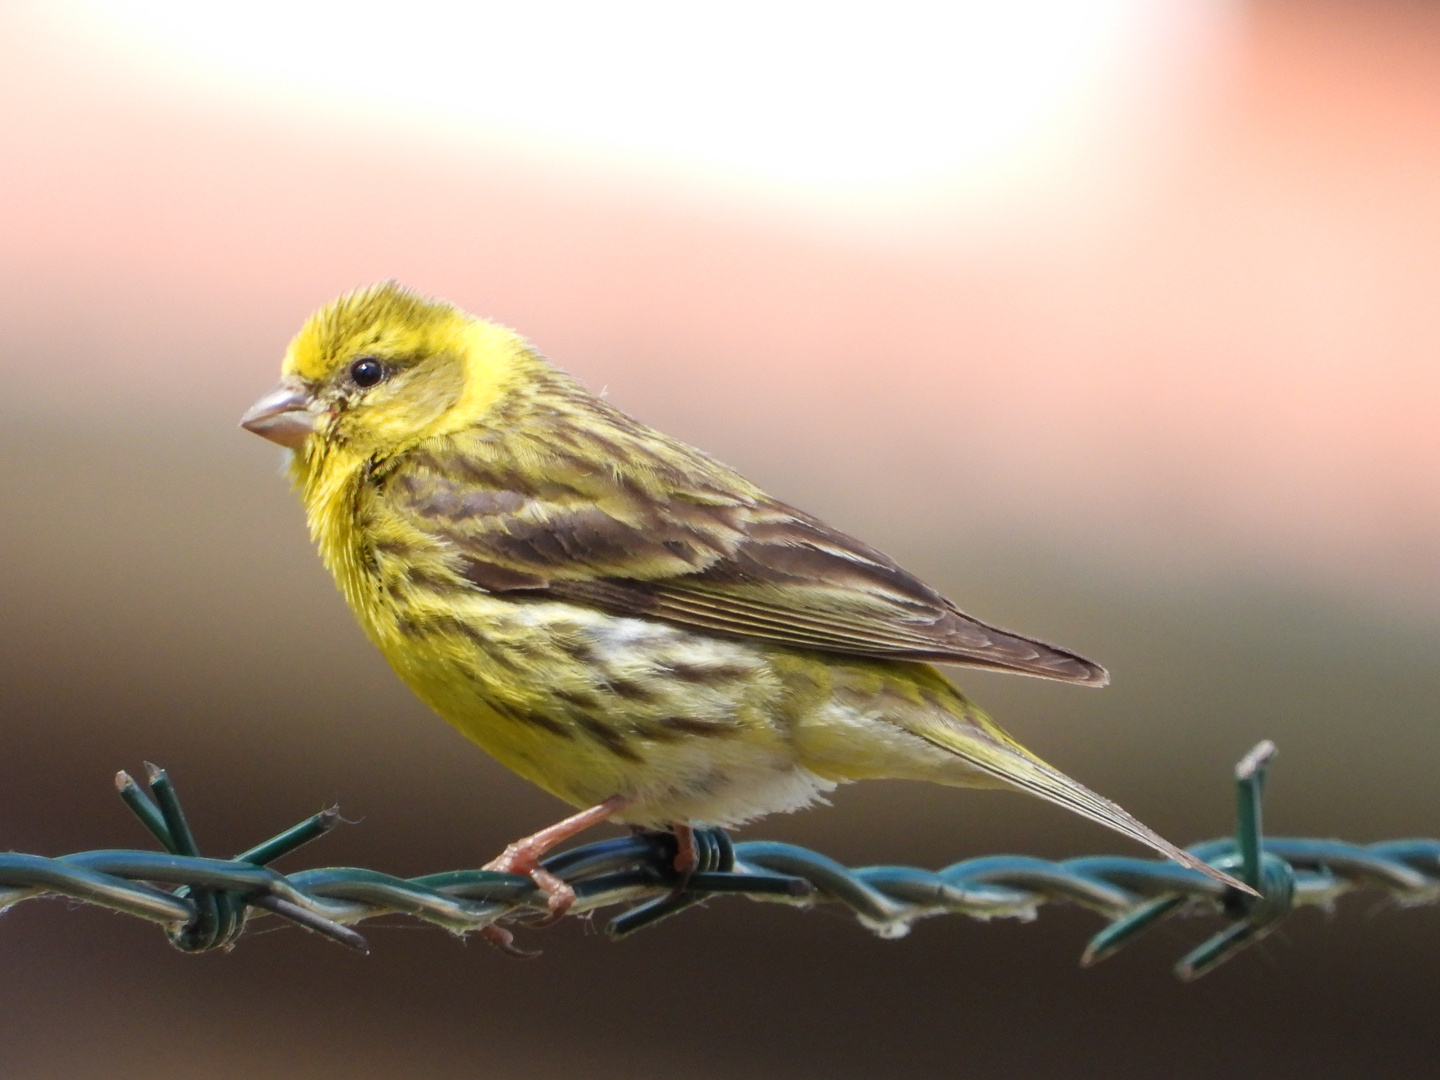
[672,823,699,876]
[651,822,700,905]
[483,795,630,915]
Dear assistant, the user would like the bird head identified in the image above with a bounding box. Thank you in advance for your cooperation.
[241,281,528,469]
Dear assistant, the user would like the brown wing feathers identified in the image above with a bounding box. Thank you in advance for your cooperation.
[387,457,1109,685]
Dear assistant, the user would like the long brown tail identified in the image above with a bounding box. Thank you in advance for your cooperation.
[969,750,1255,896]
[901,703,1256,896]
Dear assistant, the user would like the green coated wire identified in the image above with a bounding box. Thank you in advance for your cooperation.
[0,742,1435,979]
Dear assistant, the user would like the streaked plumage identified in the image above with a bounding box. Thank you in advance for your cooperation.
[241,281,1245,898]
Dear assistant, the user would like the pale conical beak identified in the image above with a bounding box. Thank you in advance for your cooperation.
[240,378,318,449]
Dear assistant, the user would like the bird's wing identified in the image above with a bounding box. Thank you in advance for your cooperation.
[381,450,1108,685]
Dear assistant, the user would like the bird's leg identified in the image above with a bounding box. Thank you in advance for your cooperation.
[672,823,698,877]
[484,795,630,916]
[654,822,700,904]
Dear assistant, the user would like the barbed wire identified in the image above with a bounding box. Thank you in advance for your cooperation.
[1,741,1434,979]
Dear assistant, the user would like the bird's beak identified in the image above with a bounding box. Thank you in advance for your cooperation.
[240,377,319,449]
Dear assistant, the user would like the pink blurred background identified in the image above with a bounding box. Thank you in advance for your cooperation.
[2,2,1439,1077]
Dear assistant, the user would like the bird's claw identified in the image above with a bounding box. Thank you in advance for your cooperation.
[479,924,541,958]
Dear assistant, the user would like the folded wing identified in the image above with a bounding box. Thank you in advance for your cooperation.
[384,447,1108,685]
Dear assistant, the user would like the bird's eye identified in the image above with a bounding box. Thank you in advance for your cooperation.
[349,357,386,388]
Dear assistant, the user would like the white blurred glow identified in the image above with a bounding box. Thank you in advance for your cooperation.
[35,1,1233,204]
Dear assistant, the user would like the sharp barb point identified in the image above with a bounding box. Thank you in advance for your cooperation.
[1236,741,1278,780]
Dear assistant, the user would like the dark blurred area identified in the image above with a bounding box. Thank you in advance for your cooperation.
[4,1,1440,1077]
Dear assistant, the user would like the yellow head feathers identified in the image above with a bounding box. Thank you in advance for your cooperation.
[283,281,471,383]
[244,282,538,460]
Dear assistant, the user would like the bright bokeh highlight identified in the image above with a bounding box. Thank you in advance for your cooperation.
[35,0,1233,208]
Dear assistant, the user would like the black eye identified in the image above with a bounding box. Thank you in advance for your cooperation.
[349,357,385,388]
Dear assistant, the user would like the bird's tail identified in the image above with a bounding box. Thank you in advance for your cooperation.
[904,704,1256,896]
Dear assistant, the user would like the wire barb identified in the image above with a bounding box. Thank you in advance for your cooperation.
[1,743,1435,979]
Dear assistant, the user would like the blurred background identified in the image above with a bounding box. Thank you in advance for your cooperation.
[3,0,1439,1075]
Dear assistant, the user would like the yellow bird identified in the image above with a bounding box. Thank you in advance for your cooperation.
[242,281,1245,925]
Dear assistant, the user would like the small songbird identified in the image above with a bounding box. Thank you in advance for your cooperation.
[241,281,1246,918]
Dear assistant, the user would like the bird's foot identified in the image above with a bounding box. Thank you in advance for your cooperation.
[482,795,631,918]
[484,845,578,916]
[659,823,700,901]
[672,823,698,876]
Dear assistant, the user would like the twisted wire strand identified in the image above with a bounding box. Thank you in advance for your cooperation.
[0,745,1433,978]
